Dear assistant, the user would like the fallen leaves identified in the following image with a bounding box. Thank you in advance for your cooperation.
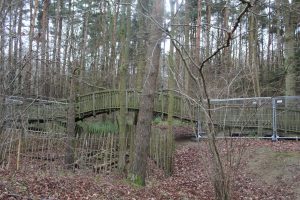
[0,138,299,199]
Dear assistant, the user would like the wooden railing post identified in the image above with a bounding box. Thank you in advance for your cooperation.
[77,95,81,118]
[161,93,164,118]
[126,90,128,110]
[109,90,112,110]
[92,92,96,117]
[180,97,183,119]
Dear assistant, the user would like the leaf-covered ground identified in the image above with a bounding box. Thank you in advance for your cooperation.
[1,134,299,199]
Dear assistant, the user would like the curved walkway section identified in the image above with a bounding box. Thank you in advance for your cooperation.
[4,91,300,134]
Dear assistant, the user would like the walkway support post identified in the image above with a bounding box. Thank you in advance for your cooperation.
[272,98,278,141]
[92,92,95,117]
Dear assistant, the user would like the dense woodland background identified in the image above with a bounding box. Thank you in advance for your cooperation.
[0,0,299,100]
[0,1,300,198]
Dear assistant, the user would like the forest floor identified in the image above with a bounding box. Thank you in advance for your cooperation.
[0,126,300,200]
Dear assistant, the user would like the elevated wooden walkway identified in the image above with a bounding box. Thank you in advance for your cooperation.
[76,90,198,121]
[4,90,300,134]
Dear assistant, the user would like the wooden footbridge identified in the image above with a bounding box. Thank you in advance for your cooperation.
[3,90,300,135]
[76,90,198,121]
[1,90,300,174]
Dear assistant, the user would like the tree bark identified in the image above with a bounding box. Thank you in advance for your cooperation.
[223,1,231,72]
[17,1,23,93]
[61,0,72,97]
[51,0,62,97]
[248,1,261,97]
[118,0,131,172]
[79,11,89,93]
[136,0,149,91]
[184,0,190,94]
[205,0,211,60]
[284,0,299,96]
[40,0,50,96]
[108,0,120,89]
[65,62,78,168]
[167,0,175,176]
[130,0,163,186]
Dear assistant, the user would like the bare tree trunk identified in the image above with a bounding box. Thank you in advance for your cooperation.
[205,0,211,60]
[8,6,14,94]
[12,2,18,93]
[0,6,5,77]
[184,0,190,94]
[17,1,23,93]
[40,0,50,96]
[166,0,175,176]
[56,0,63,97]
[275,0,283,69]
[118,0,131,172]
[24,0,38,96]
[0,0,6,130]
[79,11,89,93]
[46,21,50,96]
[284,0,299,96]
[248,1,261,97]
[136,0,149,91]
[61,0,72,97]
[223,1,231,72]
[0,1,4,129]
[195,0,201,66]
[166,1,254,199]
[65,62,78,168]
[130,0,163,186]
[51,0,62,97]
[108,1,120,89]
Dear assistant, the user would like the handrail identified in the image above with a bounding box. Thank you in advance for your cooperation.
[5,90,300,134]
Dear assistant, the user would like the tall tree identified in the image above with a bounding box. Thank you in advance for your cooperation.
[65,61,78,168]
[184,0,190,94]
[248,0,261,96]
[61,0,72,97]
[166,0,176,176]
[130,0,164,185]
[16,0,23,93]
[135,0,149,91]
[118,0,131,172]
[222,1,230,71]
[40,0,50,96]
[205,0,212,59]
[284,0,299,96]
[7,4,14,94]
[51,0,63,97]
[108,0,120,89]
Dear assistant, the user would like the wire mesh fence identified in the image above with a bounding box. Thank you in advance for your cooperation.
[199,96,300,139]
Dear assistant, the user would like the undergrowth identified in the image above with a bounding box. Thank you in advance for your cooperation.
[77,121,118,134]
[152,116,192,126]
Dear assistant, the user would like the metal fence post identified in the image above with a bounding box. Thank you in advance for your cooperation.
[272,98,278,141]
[196,105,202,140]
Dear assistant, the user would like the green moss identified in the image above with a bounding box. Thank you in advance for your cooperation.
[152,117,193,126]
[153,117,163,125]
[128,173,145,186]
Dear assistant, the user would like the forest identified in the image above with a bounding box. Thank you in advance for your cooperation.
[0,0,300,199]
[0,0,299,98]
